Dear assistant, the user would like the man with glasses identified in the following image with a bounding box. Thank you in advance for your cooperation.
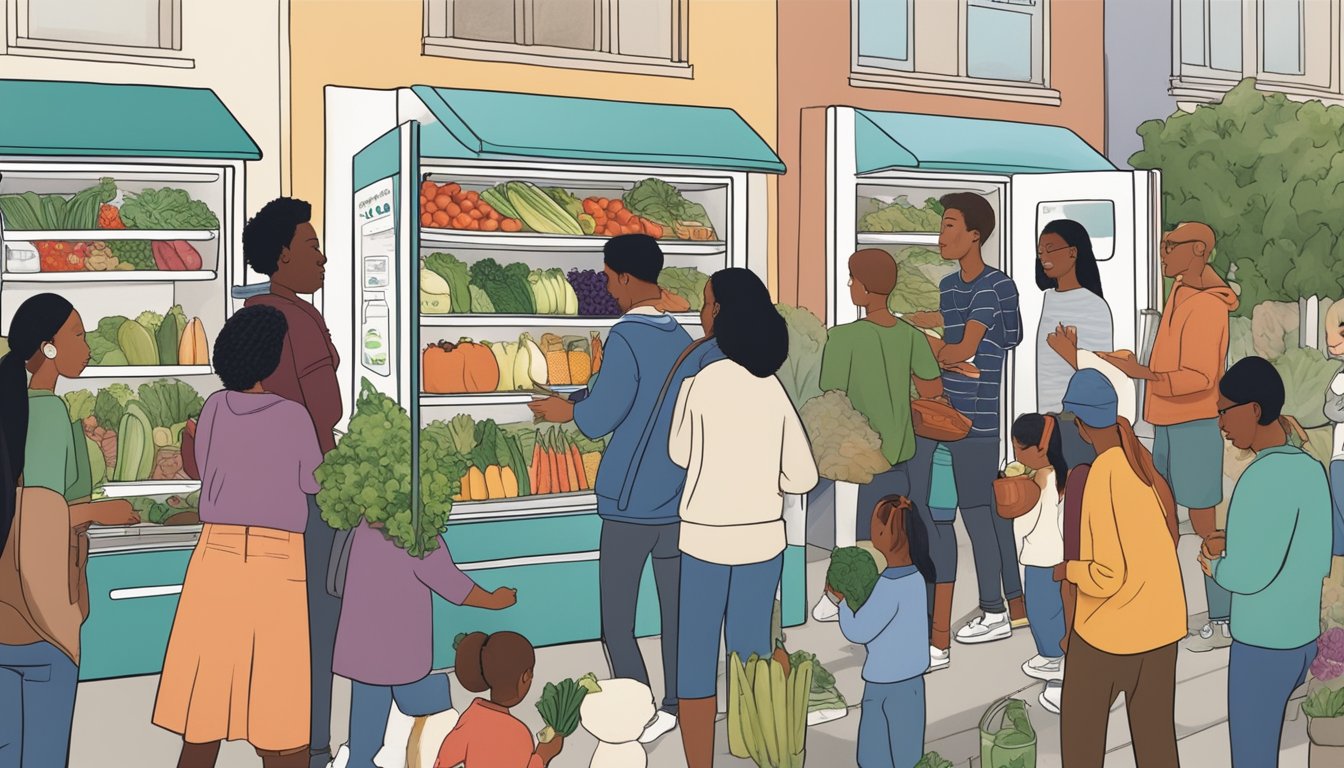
[1098,221,1240,650]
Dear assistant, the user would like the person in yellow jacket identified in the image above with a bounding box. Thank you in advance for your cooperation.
[1056,369,1185,768]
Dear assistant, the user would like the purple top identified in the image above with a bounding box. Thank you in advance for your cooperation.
[333,520,477,685]
[195,391,322,533]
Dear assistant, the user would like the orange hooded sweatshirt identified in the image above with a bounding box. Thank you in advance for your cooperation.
[1144,278,1240,426]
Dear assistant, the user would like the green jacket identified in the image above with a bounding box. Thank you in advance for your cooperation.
[1213,444,1332,650]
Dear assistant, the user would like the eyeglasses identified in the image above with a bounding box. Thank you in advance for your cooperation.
[1162,239,1201,254]
[1216,402,1253,417]
[1037,244,1076,258]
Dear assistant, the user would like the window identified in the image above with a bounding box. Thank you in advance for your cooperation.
[3,0,188,66]
[851,0,1056,105]
[1173,0,1339,98]
[1037,201,1116,262]
[423,0,690,77]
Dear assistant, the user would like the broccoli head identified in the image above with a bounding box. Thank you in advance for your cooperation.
[826,546,880,611]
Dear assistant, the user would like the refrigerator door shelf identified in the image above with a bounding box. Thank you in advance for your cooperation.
[421,313,702,329]
[3,269,216,283]
[419,229,728,256]
[79,364,212,379]
[2,229,217,242]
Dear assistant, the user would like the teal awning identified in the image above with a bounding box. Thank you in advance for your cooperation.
[0,79,261,160]
[855,110,1113,175]
[411,86,784,174]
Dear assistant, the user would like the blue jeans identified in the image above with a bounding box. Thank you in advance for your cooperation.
[0,641,79,768]
[1228,640,1316,768]
[857,677,925,768]
[677,552,782,700]
[1024,566,1065,659]
[1328,461,1344,556]
[347,673,452,768]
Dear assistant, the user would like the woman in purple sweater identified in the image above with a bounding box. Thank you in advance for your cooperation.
[154,306,323,768]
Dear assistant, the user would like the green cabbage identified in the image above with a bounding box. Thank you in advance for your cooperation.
[776,305,827,409]
[622,178,714,232]
[658,267,709,310]
[859,196,944,233]
[137,380,204,430]
[424,253,472,315]
[801,391,888,484]
[826,546,880,611]
[62,390,96,423]
[93,384,135,432]
[120,187,219,229]
[88,316,129,365]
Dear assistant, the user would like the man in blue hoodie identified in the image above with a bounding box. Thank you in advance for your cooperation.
[530,234,720,745]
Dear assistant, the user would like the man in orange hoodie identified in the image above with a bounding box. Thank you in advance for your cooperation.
[1100,221,1239,649]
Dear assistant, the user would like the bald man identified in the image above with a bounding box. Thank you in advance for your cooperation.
[1099,221,1240,649]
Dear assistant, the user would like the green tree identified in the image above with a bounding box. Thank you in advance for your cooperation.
[1130,79,1344,316]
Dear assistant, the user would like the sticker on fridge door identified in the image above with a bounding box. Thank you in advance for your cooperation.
[362,295,391,376]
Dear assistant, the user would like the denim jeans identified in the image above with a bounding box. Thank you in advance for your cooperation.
[600,520,680,713]
[857,677,925,768]
[1024,566,1066,659]
[0,641,79,768]
[306,493,342,764]
[347,673,452,768]
[1228,640,1316,768]
[677,552,782,700]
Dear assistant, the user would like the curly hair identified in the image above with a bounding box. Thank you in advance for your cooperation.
[213,306,288,391]
[243,197,312,276]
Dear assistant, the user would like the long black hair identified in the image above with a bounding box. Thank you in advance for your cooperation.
[1012,413,1068,492]
[1,293,77,554]
[710,268,788,378]
[1037,219,1104,300]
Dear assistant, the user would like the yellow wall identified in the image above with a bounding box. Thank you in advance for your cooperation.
[289,0,781,292]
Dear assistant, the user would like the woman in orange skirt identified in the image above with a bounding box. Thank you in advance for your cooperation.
[154,306,324,768]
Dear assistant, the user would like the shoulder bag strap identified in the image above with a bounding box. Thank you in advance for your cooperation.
[616,337,710,511]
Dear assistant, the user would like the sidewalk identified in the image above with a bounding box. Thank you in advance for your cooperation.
[73,524,1296,766]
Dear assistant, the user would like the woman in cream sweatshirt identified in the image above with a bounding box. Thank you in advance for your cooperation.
[668,268,819,768]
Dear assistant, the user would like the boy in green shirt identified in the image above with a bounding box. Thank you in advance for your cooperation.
[812,251,951,667]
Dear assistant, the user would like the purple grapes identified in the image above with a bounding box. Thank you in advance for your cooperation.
[1313,628,1344,681]
[567,269,621,317]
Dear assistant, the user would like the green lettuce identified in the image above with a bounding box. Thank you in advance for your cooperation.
[88,315,129,365]
[622,178,714,232]
[888,265,941,315]
[62,390,97,423]
[826,546,880,611]
[94,384,135,432]
[658,267,709,310]
[120,187,220,229]
[424,252,472,315]
[137,380,204,429]
[775,305,827,409]
[859,196,944,233]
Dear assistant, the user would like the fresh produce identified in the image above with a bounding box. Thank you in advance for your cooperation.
[581,197,664,239]
[505,181,584,236]
[590,332,603,374]
[0,178,116,230]
[623,178,716,239]
[468,285,495,314]
[319,379,461,557]
[151,240,204,271]
[567,336,592,385]
[112,402,155,482]
[126,492,200,526]
[1002,462,1035,478]
[420,268,453,314]
[526,268,579,316]
[445,417,531,501]
[423,339,501,394]
[981,698,1037,768]
[653,289,691,313]
[566,269,621,317]
[486,335,547,392]
[658,267,710,310]
[543,187,584,221]
[469,258,535,314]
[120,187,220,229]
[1311,626,1344,682]
[726,650,812,768]
[68,382,202,487]
[787,650,846,716]
[535,676,593,743]
[110,240,155,270]
[157,306,188,367]
[481,185,522,221]
[419,180,522,232]
[540,333,571,386]
[801,391,888,484]
[527,427,595,496]
[915,753,956,768]
[776,305,827,409]
[35,241,87,272]
[1303,684,1344,718]
[98,204,125,229]
[826,546,880,611]
[858,195,944,233]
[137,379,204,431]
[84,307,203,368]
[83,241,132,271]
[423,252,471,314]
[117,318,159,366]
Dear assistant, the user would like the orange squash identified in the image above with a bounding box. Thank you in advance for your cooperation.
[423,342,466,394]
[457,338,500,393]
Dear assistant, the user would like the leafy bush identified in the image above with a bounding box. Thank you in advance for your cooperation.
[1270,345,1342,429]
[1304,685,1344,719]
[915,754,954,768]
[1131,79,1344,316]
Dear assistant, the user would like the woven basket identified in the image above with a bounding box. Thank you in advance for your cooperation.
[994,475,1041,519]
[912,398,972,442]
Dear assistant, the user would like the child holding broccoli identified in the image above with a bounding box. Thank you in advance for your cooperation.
[829,496,930,768]
[435,632,564,768]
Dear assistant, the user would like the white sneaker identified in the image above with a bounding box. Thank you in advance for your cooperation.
[954,612,1012,645]
[326,745,348,768]
[1022,654,1064,682]
[807,708,848,726]
[812,593,840,623]
[1039,681,1062,714]
[929,646,950,672]
[1197,620,1232,640]
[639,710,678,744]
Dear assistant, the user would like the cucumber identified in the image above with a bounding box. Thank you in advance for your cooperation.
[506,182,583,236]
[481,186,521,220]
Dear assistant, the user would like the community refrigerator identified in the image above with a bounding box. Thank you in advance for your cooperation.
[339,86,793,666]
[0,80,260,680]
[818,107,1163,538]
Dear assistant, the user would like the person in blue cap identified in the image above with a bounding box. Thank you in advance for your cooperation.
[1056,369,1185,768]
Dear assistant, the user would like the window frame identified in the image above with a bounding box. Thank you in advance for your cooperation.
[849,0,1060,106]
[2,0,191,68]
[422,0,692,78]
[1171,0,1341,101]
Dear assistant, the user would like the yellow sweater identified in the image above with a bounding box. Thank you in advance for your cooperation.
[1066,447,1187,655]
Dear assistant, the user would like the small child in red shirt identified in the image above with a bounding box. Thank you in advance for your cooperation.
[435,632,564,768]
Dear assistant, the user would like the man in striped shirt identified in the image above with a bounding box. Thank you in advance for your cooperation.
[909,192,1025,657]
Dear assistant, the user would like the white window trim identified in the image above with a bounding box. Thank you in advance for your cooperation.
[1170,0,1341,102]
[2,0,193,68]
[849,0,1058,106]
[423,0,692,79]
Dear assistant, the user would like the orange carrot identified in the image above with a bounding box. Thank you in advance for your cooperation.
[569,441,588,491]
[563,434,581,492]
[552,430,571,494]
[529,438,542,494]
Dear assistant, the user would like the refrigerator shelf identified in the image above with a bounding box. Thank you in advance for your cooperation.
[2,229,218,242]
[450,492,598,521]
[419,229,726,256]
[2,269,216,283]
[421,314,702,328]
[97,480,201,498]
[80,364,213,379]
[421,387,583,407]
[855,232,941,246]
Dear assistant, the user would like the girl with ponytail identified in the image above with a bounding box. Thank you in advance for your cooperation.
[1008,413,1069,683]
[435,632,563,768]
[0,293,137,766]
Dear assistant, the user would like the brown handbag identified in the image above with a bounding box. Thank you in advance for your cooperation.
[911,397,973,442]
